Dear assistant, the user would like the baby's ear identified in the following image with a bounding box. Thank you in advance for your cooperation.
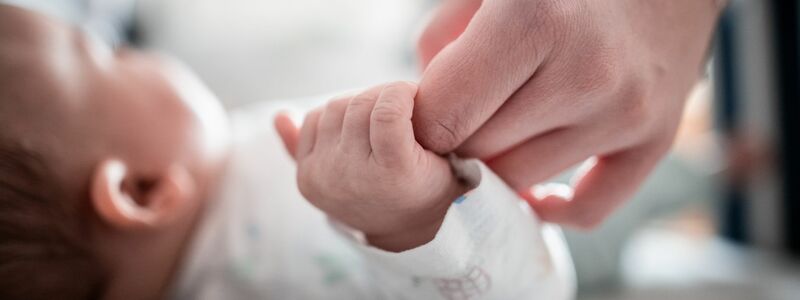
[90,159,195,230]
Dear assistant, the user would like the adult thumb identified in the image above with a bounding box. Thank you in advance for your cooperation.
[413,0,551,153]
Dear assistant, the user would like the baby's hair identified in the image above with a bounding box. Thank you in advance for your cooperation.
[0,139,106,299]
[0,7,108,294]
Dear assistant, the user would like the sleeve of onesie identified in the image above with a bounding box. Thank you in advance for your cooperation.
[332,160,576,300]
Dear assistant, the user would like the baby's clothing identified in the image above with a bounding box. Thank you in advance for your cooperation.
[169,100,575,299]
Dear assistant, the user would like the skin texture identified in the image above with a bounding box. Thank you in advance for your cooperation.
[0,6,230,299]
[413,0,727,229]
[275,82,467,252]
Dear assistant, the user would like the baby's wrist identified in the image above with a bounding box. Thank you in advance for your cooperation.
[364,155,481,252]
[363,191,454,252]
[364,209,447,252]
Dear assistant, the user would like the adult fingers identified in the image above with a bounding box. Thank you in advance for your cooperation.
[417,0,482,69]
[413,0,553,153]
[316,97,350,148]
[341,86,385,156]
[527,140,669,229]
[296,108,323,161]
[486,127,600,191]
[274,112,300,160]
[369,82,418,166]
[455,68,587,159]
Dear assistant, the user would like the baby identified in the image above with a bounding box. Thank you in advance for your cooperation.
[0,5,573,300]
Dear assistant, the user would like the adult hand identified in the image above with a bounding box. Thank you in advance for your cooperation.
[413,0,725,228]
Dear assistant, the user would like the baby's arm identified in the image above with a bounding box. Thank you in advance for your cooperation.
[275,82,573,298]
[276,82,465,251]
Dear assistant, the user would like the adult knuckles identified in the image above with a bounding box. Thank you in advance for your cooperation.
[543,0,632,97]
[570,44,656,139]
[564,30,629,95]
[572,57,625,97]
[614,77,655,134]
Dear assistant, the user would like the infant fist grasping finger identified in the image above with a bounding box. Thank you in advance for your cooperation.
[276,82,469,251]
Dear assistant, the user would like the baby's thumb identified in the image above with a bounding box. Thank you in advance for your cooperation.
[274,112,300,161]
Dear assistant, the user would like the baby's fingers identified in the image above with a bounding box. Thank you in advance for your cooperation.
[341,86,383,156]
[297,108,323,161]
[316,98,350,148]
[274,112,300,160]
[369,81,418,166]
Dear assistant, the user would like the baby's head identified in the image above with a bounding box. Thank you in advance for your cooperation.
[0,5,230,299]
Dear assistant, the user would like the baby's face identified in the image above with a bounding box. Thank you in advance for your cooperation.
[1,9,230,200]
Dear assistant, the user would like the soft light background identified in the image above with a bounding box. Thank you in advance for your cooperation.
[137,0,427,108]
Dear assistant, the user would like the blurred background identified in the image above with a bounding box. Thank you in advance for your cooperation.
[4,0,799,299]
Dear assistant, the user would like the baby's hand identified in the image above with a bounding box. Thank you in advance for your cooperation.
[275,82,466,251]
